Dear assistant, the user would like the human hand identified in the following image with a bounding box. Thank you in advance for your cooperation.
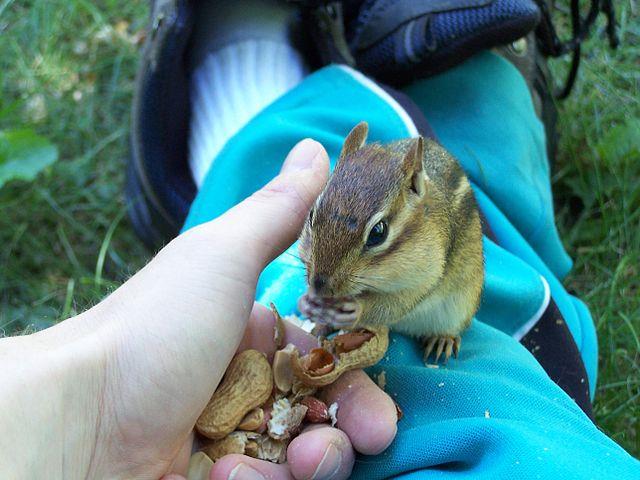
[0,139,398,480]
[171,304,399,480]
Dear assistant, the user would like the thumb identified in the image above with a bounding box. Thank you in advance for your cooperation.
[212,138,329,271]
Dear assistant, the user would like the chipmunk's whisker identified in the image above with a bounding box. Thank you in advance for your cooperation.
[283,251,304,262]
[349,278,382,293]
[352,273,386,282]
[349,274,380,287]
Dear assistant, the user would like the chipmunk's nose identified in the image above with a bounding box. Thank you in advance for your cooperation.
[312,274,328,294]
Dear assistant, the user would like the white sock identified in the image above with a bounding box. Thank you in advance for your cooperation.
[188,0,308,188]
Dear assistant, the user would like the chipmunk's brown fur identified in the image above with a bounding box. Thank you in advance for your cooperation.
[299,122,484,361]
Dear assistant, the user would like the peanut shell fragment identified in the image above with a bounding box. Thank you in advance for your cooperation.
[273,344,296,393]
[268,398,308,440]
[187,452,214,480]
[256,435,289,463]
[245,440,259,458]
[290,379,317,403]
[394,400,404,421]
[202,431,260,461]
[271,303,286,349]
[196,349,273,439]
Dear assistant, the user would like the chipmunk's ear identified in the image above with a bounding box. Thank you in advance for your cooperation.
[340,121,368,159]
[405,136,426,197]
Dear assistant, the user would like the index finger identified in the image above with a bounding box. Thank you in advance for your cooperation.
[238,303,317,361]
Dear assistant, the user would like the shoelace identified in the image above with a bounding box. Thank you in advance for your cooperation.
[534,0,619,99]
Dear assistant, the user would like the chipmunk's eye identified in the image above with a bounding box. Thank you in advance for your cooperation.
[365,220,388,248]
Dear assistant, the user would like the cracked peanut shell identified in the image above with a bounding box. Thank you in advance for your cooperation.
[291,326,389,386]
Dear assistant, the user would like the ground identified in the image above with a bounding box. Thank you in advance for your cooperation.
[0,0,638,458]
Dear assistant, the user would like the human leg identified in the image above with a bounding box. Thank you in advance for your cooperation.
[182,54,638,477]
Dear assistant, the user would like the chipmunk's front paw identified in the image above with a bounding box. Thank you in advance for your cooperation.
[423,336,461,364]
[298,293,362,328]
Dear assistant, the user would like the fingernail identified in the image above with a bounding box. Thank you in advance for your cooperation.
[228,463,265,480]
[281,139,325,173]
[311,443,342,480]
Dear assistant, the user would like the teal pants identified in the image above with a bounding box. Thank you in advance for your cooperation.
[183,53,639,478]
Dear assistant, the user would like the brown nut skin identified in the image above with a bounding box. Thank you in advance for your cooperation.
[303,348,335,376]
[291,326,389,386]
[334,330,375,354]
[196,349,273,440]
[300,396,330,423]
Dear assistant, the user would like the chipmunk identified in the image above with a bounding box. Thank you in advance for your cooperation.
[298,122,484,363]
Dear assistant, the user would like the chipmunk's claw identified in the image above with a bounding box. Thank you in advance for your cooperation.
[453,336,461,358]
[423,336,461,364]
[311,324,333,338]
[423,337,438,360]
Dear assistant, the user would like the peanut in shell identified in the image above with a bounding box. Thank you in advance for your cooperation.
[238,407,265,431]
[196,349,273,440]
[291,326,389,386]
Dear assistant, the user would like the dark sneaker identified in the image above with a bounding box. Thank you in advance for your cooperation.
[350,0,541,82]
[302,0,541,82]
[127,0,196,248]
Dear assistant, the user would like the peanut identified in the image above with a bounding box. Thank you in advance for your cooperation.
[194,321,392,464]
[291,326,389,386]
[334,330,375,354]
[300,396,330,423]
[196,349,273,439]
[238,407,264,431]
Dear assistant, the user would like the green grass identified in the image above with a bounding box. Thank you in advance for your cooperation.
[0,0,150,331]
[1,0,638,458]
[552,7,640,454]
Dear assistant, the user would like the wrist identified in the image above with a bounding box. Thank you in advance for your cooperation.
[0,310,109,479]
